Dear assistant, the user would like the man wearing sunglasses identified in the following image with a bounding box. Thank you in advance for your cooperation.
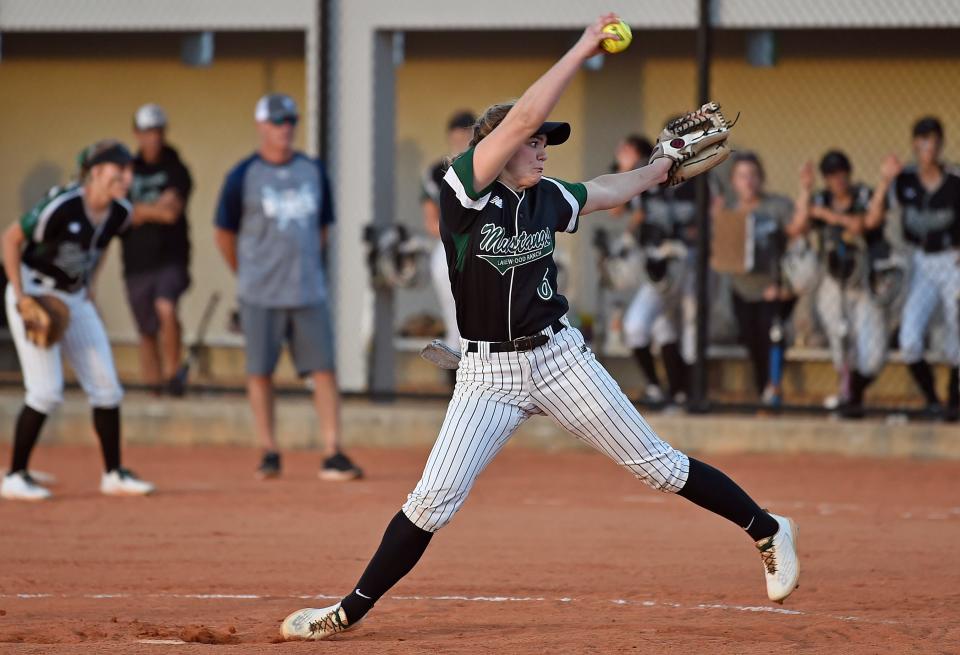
[214,93,362,481]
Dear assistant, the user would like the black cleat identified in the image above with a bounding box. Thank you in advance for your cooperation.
[256,451,281,479]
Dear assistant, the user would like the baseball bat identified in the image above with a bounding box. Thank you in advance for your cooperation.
[172,291,221,389]
[767,234,786,402]
[768,314,784,393]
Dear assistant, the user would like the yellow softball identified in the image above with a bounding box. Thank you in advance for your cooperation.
[601,20,632,54]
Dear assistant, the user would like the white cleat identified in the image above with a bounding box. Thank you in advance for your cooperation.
[100,468,155,496]
[1,471,53,501]
[280,604,355,641]
[756,512,800,604]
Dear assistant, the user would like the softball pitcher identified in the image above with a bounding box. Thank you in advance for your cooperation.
[1,140,155,501]
[866,117,960,420]
[280,15,799,641]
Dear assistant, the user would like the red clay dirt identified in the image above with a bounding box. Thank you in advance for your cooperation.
[0,444,958,654]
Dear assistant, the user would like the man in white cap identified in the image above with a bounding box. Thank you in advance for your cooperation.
[122,103,194,396]
[214,93,362,481]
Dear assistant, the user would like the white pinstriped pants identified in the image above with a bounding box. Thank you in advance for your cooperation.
[402,320,690,532]
[5,276,123,414]
[899,250,960,366]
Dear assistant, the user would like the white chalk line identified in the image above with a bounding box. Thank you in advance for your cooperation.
[0,592,901,626]
[521,497,960,521]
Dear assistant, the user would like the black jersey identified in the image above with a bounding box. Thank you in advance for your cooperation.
[19,184,131,293]
[811,184,881,282]
[439,146,587,342]
[421,159,447,205]
[889,166,960,252]
[122,145,193,275]
[636,180,697,246]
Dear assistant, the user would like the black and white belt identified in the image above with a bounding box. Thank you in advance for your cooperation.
[465,319,566,354]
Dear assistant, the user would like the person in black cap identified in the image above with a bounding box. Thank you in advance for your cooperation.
[1,139,155,501]
[421,110,476,364]
[280,13,798,642]
[865,116,960,421]
[791,150,887,417]
[122,103,194,396]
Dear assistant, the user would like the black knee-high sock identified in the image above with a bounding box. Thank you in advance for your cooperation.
[677,458,779,542]
[10,406,47,473]
[632,347,660,388]
[908,360,940,405]
[339,511,433,624]
[660,342,687,398]
[849,371,874,406]
[92,407,121,472]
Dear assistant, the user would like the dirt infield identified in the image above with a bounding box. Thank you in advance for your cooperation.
[0,444,958,653]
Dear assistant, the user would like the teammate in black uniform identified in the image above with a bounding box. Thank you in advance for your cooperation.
[1,140,155,500]
[622,176,697,405]
[792,151,886,417]
[422,111,476,355]
[280,15,799,641]
[123,104,194,396]
[866,117,960,420]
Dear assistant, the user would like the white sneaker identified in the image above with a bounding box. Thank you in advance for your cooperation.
[100,468,155,496]
[756,512,800,603]
[1,471,52,501]
[644,384,665,403]
[280,604,356,641]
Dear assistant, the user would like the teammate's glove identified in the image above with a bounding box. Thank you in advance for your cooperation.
[650,102,734,187]
[17,295,70,348]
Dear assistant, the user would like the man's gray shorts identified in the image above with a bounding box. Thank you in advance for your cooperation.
[239,301,335,376]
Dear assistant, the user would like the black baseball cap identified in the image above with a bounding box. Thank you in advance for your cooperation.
[535,121,571,146]
[78,140,133,170]
[819,150,852,175]
[912,116,943,139]
[447,110,476,132]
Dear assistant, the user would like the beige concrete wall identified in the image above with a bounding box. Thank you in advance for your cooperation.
[3,27,958,386]
[0,33,306,344]
[637,31,960,195]
[395,35,588,314]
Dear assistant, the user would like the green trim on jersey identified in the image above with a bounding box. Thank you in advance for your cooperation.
[451,147,494,201]
[553,178,588,211]
[20,186,69,241]
[452,232,471,272]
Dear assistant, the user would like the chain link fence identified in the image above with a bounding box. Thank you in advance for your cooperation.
[590,27,960,418]
[388,23,959,418]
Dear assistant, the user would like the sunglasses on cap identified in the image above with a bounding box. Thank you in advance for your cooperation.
[270,116,298,127]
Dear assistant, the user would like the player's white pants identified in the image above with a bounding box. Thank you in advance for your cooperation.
[899,250,960,365]
[430,241,460,349]
[815,276,887,377]
[622,255,696,362]
[622,283,676,349]
[402,320,690,532]
[5,277,123,414]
